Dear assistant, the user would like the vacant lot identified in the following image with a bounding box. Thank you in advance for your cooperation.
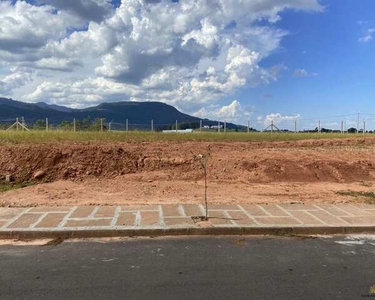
[1,131,375,207]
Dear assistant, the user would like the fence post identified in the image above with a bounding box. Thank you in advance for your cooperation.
[100,118,103,132]
[318,120,321,133]
[73,118,76,132]
[247,120,250,133]
[151,119,154,132]
[46,118,49,131]
[16,118,19,131]
[341,121,343,134]
[357,112,360,134]
[363,119,366,135]
[126,119,128,133]
[200,120,202,133]
[175,120,178,133]
[224,120,227,133]
[218,121,220,133]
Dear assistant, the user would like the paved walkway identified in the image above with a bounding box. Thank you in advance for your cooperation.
[1,203,375,238]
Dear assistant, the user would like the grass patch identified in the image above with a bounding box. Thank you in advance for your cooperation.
[336,190,375,204]
[0,181,33,193]
[0,130,370,144]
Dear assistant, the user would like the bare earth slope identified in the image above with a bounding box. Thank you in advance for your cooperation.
[1,137,375,206]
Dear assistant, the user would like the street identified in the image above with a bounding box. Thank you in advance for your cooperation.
[1,235,375,299]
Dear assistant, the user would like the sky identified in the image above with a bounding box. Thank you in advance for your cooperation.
[0,0,375,130]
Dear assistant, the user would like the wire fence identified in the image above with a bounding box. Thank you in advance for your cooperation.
[1,113,375,134]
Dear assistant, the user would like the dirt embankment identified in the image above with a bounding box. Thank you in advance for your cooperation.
[1,137,375,207]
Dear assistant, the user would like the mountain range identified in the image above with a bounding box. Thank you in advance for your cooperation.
[0,98,241,129]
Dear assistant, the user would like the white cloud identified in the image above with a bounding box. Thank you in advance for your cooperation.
[359,29,375,43]
[293,69,318,77]
[0,67,33,95]
[258,113,300,128]
[193,100,252,124]
[0,0,324,113]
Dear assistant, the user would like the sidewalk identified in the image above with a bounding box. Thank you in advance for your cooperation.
[1,203,375,239]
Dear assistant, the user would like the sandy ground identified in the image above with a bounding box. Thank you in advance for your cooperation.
[1,137,375,207]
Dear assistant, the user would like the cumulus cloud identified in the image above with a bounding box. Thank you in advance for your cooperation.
[193,100,253,124]
[258,113,300,127]
[0,0,323,113]
[0,68,33,95]
[35,0,115,23]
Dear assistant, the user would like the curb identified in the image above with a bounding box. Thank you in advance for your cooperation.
[2,226,375,240]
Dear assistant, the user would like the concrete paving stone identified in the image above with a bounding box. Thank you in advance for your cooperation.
[95,206,117,218]
[0,208,9,215]
[162,205,183,217]
[182,205,202,217]
[29,207,72,213]
[208,205,240,210]
[64,219,112,228]
[34,213,67,228]
[254,217,302,226]
[307,210,349,225]
[288,211,325,225]
[6,213,43,229]
[69,206,96,219]
[240,205,269,217]
[116,212,136,226]
[333,205,373,216]
[164,217,195,226]
[259,205,289,217]
[351,203,375,210]
[0,220,8,228]
[121,205,159,211]
[278,204,319,211]
[227,211,257,226]
[140,211,161,226]
[0,208,28,220]
[313,204,354,217]
[339,216,375,225]
[208,211,233,225]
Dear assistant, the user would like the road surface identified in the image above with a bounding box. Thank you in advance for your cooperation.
[1,235,375,299]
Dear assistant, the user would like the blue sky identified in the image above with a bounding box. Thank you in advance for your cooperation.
[1,0,375,130]
[222,0,375,128]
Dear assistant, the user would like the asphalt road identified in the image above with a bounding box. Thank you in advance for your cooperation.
[1,235,375,300]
